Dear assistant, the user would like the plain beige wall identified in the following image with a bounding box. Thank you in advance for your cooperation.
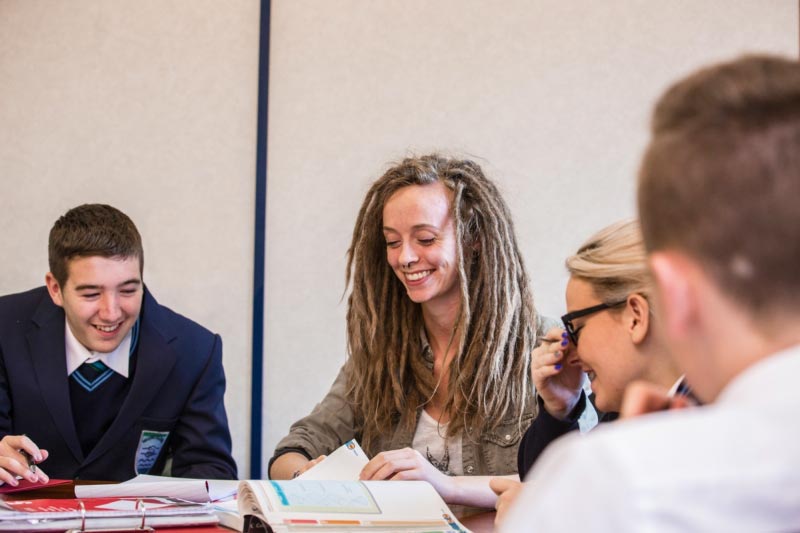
[263,0,798,471]
[1,0,798,479]
[0,0,260,475]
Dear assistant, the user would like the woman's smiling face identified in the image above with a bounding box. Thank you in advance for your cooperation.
[382,182,460,312]
[565,276,647,412]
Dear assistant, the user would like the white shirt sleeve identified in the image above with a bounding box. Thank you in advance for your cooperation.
[499,432,637,533]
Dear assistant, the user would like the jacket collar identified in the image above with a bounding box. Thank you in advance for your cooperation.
[28,291,83,463]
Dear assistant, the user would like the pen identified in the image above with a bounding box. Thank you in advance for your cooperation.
[538,333,567,346]
[539,336,562,344]
[667,375,692,399]
[19,434,37,474]
[20,449,36,474]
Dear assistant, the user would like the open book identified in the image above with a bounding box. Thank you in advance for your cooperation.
[226,479,470,533]
[212,440,469,532]
[0,496,218,531]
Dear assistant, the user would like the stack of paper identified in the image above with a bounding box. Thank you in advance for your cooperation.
[75,474,239,502]
[0,496,218,531]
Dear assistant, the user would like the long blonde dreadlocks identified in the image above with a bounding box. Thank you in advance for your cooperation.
[345,154,538,453]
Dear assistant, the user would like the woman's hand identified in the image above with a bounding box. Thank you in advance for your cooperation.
[620,381,695,418]
[269,451,325,480]
[0,434,49,486]
[532,327,584,420]
[490,477,524,527]
[359,448,455,501]
[294,455,327,477]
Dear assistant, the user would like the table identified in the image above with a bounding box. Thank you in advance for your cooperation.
[3,481,496,532]
[459,508,496,532]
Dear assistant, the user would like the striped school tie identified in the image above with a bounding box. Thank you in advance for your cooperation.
[71,360,115,392]
[70,319,140,392]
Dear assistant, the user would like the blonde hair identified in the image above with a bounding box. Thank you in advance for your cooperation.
[566,219,651,304]
[345,154,536,453]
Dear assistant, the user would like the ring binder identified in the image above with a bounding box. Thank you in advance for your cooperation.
[65,499,155,533]
[2,493,218,531]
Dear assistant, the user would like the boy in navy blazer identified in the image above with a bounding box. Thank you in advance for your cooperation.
[0,204,237,482]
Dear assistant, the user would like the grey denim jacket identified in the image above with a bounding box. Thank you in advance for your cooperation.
[270,315,558,477]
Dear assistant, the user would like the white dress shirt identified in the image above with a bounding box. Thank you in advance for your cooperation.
[501,345,800,532]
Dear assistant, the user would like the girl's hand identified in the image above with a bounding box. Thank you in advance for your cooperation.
[532,327,584,420]
[359,448,455,501]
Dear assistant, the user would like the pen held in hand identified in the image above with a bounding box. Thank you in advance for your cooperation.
[537,335,565,347]
[19,433,38,474]
[19,449,37,474]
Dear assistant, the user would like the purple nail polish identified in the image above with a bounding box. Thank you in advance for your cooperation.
[554,364,562,370]
[561,339,568,347]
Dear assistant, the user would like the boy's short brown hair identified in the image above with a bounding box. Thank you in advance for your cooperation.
[48,204,144,286]
[638,55,800,316]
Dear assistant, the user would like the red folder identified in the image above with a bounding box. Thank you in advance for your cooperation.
[0,477,71,494]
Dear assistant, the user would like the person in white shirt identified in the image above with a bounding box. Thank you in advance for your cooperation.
[499,54,800,531]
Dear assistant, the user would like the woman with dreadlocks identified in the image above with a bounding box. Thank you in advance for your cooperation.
[268,154,552,507]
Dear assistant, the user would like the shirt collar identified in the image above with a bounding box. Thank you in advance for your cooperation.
[64,318,132,378]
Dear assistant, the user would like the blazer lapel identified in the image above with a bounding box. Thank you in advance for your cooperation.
[27,297,84,464]
[85,289,178,466]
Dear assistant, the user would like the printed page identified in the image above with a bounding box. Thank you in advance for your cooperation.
[297,439,369,480]
[268,480,380,514]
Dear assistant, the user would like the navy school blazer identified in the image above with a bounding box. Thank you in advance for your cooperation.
[0,286,237,481]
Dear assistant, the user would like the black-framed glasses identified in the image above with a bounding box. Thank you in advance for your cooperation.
[561,299,628,346]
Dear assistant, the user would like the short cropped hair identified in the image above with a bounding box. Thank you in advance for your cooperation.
[638,55,800,316]
[48,204,144,286]
[566,219,651,306]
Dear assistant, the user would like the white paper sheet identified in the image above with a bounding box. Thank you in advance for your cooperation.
[75,474,238,502]
[297,439,369,481]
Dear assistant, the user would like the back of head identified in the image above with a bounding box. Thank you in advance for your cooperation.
[566,219,651,306]
[49,204,144,287]
[638,55,800,318]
